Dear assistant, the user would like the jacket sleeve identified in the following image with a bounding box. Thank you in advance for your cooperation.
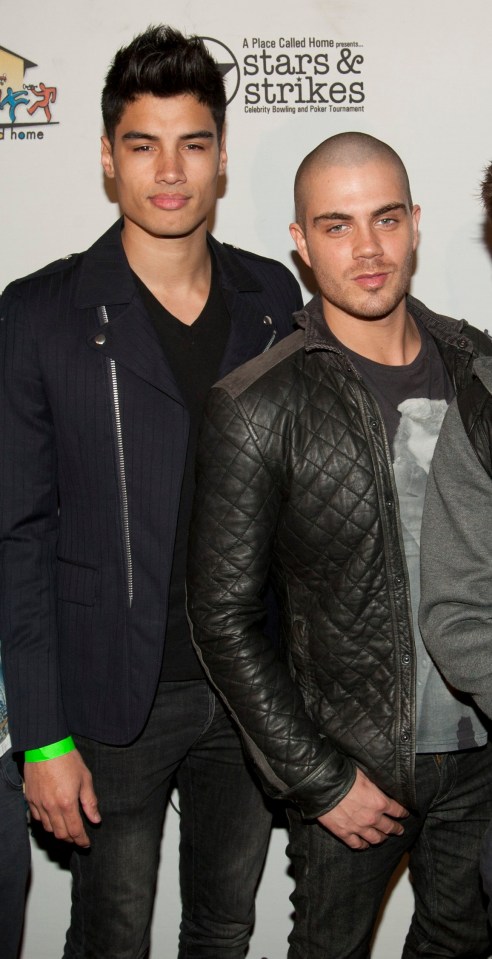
[419,397,492,718]
[0,285,68,750]
[187,385,356,818]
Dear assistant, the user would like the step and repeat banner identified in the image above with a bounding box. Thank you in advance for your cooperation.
[2,1,492,957]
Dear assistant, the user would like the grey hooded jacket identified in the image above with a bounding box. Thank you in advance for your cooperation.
[420,356,492,720]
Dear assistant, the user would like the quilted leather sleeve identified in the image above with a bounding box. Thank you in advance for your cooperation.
[187,384,356,818]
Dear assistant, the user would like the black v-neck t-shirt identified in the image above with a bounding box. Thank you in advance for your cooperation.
[133,256,230,680]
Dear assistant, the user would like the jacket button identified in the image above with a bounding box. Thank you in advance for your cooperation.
[394,575,402,586]
[401,730,410,742]
[94,333,106,346]
[370,420,378,430]
[263,315,273,325]
[385,498,393,509]
[457,336,468,349]
[401,653,411,665]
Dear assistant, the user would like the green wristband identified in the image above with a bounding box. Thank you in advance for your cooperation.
[24,735,76,763]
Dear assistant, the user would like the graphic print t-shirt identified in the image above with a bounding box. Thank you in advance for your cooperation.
[0,653,10,757]
[343,319,487,752]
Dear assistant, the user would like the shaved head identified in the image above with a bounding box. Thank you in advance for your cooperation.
[294,132,412,227]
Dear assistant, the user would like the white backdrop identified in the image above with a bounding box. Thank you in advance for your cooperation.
[2,1,492,956]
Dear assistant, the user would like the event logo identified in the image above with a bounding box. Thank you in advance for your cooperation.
[201,38,241,105]
[202,34,366,117]
[0,44,58,141]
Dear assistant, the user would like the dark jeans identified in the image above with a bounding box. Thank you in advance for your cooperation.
[0,749,30,959]
[287,745,492,959]
[64,680,272,959]
[479,817,492,924]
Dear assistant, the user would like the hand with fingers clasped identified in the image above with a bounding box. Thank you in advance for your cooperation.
[318,767,409,850]
[24,749,101,847]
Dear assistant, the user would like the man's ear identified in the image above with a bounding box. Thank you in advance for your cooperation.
[218,129,227,177]
[101,136,115,179]
[411,204,421,252]
[289,222,311,269]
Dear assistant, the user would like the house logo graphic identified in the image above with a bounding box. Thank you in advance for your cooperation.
[0,44,58,141]
[0,37,237,140]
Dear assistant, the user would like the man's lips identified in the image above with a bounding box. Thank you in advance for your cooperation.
[353,271,390,290]
[149,194,190,210]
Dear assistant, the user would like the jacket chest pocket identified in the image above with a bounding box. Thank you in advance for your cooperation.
[57,558,98,606]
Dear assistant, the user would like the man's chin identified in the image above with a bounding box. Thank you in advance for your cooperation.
[327,293,408,323]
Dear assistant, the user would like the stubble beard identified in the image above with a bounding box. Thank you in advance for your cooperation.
[320,251,415,323]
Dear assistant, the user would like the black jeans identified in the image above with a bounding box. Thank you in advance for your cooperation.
[287,745,492,959]
[0,749,30,959]
[479,816,492,924]
[63,680,272,959]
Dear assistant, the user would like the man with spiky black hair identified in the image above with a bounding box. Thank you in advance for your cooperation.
[0,24,302,958]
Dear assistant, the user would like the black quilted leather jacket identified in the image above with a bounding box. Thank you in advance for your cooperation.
[188,293,492,816]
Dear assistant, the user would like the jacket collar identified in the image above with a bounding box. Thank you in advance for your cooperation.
[79,219,269,402]
[207,234,263,293]
[293,294,346,355]
[74,219,264,309]
[75,219,134,308]
[294,292,475,358]
[473,356,492,393]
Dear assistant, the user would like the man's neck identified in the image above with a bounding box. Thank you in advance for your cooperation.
[122,219,212,326]
[324,301,421,366]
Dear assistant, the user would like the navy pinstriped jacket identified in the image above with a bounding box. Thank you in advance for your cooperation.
[0,218,302,751]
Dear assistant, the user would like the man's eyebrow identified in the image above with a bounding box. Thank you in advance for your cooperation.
[313,202,408,225]
[180,130,215,141]
[121,129,216,142]
[372,202,408,217]
[313,211,352,224]
[122,131,159,141]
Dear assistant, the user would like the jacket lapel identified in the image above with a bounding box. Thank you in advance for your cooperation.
[88,300,184,405]
[77,219,184,405]
[209,236,274,378]
[77,222,279,398]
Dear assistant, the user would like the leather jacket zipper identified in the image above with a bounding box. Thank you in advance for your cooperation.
[97,306,133,608]
[357,384,416,783]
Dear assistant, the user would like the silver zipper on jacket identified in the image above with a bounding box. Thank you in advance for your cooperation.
[97,306,133,608]
[261,316,277,352]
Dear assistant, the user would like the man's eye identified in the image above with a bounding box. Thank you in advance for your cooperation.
[328,224,348,234]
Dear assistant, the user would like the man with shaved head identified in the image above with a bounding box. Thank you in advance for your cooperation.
[187,131,492,957]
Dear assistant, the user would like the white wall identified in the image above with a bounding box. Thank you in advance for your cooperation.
[2,1,492,956]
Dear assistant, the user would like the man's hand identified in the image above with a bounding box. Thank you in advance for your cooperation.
[24,749,101,847]
[318,767,409,850]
